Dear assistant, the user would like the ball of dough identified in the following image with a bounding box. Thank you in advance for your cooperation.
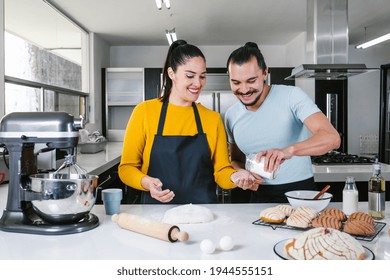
[200,239,216,254]
[162,204,214,224]
[219,235,234,251]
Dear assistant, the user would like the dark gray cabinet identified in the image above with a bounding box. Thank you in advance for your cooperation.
[379,63,390,164]
[144,68,162,100]
[95,163,141,205]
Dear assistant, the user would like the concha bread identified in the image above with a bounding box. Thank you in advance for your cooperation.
[320,208,347,222]
[294,206,318,220]
[275,204,295,217]
[343,220,376,236]
[284,227,365,260]
[311,215,342,230]
[286,212,312,229]
[260,207,286,224]
[348,212,375,225]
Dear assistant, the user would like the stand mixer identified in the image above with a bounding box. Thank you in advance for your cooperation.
[0,112,99,235]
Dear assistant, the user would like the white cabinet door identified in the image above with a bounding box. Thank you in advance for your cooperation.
[105,68,144,141]
[197,91,216,111]
[216,91,238,122]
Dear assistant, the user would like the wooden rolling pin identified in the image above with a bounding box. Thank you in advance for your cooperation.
[112,213,189,243]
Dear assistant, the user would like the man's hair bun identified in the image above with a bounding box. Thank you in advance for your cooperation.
[244,42,259,49]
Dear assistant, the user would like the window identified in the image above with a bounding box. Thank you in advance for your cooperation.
[4,0,89,118]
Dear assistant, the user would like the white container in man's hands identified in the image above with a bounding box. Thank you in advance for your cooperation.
[245,154,279,180]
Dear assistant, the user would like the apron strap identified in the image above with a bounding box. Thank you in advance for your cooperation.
[156,100,205,135]
[192,102,204,134]
[156,100,169,136]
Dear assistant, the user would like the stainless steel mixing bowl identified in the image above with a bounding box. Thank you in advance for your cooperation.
[29,173,98,224]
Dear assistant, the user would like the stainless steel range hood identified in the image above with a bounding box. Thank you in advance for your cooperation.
[286,0,378,80]
[286,64,378,80]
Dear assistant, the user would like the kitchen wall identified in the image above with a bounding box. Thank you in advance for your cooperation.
[109,45,289,68]
[86,33,110,133]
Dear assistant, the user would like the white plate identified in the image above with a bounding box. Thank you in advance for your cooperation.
[273,239,375,260]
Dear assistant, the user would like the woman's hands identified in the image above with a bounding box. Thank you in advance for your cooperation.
[141,175,175,203]
[230,169,263,191]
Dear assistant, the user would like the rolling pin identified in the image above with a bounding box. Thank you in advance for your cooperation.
[112,213,189,242]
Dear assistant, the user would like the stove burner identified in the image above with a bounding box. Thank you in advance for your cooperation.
[312,152,376,165]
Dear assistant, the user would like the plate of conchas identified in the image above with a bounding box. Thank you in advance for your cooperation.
[273,227,375,260]
[257,205,385,241]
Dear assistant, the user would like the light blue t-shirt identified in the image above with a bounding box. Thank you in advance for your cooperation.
[225,85,321,185]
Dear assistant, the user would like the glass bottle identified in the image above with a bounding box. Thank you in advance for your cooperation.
[368,160,386,220]
[343,176,359,215]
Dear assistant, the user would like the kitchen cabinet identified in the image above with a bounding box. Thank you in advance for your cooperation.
[379,63,390,164]
[102,68,144,141]
[315,80,348,153]
[268,67,295,86]
[144,68,162,100]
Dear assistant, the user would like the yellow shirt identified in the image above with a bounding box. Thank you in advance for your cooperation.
[118,98,237,191]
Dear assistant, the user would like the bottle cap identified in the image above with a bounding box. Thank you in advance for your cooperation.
[346,176,355,183]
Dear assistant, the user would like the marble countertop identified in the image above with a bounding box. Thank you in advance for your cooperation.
[75,141,123,175]
[1,144,389,260]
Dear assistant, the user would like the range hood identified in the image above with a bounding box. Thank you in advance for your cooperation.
[286,64,378,80]
[286,0,378,80]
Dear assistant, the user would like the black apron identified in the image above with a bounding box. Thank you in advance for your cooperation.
[141,100,217,204]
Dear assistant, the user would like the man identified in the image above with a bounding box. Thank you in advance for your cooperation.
[224,42,341,203]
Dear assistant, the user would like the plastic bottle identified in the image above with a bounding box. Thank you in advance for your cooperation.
[342,176,359,215]
[368,160,386,220]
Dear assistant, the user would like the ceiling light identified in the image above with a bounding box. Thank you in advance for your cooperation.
[156,0,171,10]
[356,32,390,49]
[165,28,177,45]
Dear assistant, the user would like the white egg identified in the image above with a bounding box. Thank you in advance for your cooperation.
[200,239,216,254]
[219,235,234,251]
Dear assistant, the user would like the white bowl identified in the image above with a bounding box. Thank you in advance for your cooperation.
[284,190,332,212]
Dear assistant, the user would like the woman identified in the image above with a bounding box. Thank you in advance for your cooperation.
[118,40,260,204]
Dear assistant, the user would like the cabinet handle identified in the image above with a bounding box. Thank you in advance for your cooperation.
[97,174,112,189]
[216,92,221,113]
[212,92,216,111]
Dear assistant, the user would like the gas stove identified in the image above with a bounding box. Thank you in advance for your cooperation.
[311,152,376,165]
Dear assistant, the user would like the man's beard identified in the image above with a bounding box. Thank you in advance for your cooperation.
[236,89,262,107]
